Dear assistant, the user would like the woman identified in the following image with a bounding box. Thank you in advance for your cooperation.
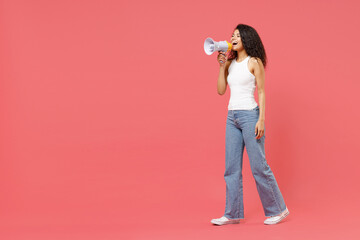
[210,24,289,226]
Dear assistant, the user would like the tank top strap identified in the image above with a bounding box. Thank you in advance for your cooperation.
[244,55,251,68]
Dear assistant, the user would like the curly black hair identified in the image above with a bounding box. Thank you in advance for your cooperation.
[228,24,267,69]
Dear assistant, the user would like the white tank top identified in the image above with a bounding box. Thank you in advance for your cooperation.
[227,55,258,110]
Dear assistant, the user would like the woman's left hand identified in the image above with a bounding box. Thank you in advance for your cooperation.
[255,120,265,139]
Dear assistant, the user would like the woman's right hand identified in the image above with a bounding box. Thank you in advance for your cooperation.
[217,51,228,67]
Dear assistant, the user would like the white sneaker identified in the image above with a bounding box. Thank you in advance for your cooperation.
[211,216,240,225]
[264,207,289,225]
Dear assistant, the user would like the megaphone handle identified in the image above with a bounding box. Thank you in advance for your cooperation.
[219,51,228,64]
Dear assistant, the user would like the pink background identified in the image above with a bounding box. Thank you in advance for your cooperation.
[1,0,360,239]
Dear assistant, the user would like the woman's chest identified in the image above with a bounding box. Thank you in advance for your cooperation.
[228,62,256,86]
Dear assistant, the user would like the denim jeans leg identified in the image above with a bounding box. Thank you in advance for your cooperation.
[241,109,287,217]
[223,112,245,219]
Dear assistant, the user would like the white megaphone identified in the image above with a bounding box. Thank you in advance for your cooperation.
[204,37,232,57]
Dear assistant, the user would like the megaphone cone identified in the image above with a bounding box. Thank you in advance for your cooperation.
[204,37,232,55]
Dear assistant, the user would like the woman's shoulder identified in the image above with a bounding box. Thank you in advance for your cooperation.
[248,56,264,72]
[248,56,263,66]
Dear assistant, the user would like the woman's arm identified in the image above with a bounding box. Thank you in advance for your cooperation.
[217,60,230,95]
[251,57,265,121]
[250,57,265,139]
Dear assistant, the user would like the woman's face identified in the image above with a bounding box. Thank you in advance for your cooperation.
[231,29,242,51]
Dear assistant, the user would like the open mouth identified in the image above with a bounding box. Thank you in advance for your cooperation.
[232,42,238,46]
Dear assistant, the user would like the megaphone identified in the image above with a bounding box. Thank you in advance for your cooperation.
[204,37,232,56]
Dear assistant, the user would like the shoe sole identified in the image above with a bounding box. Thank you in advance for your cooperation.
[211,219,240,225]
[264,209,289,225]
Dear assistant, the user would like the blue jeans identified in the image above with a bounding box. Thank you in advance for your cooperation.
[224,105,286,219]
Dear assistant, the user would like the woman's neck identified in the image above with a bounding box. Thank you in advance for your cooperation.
[236,50,248,61]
